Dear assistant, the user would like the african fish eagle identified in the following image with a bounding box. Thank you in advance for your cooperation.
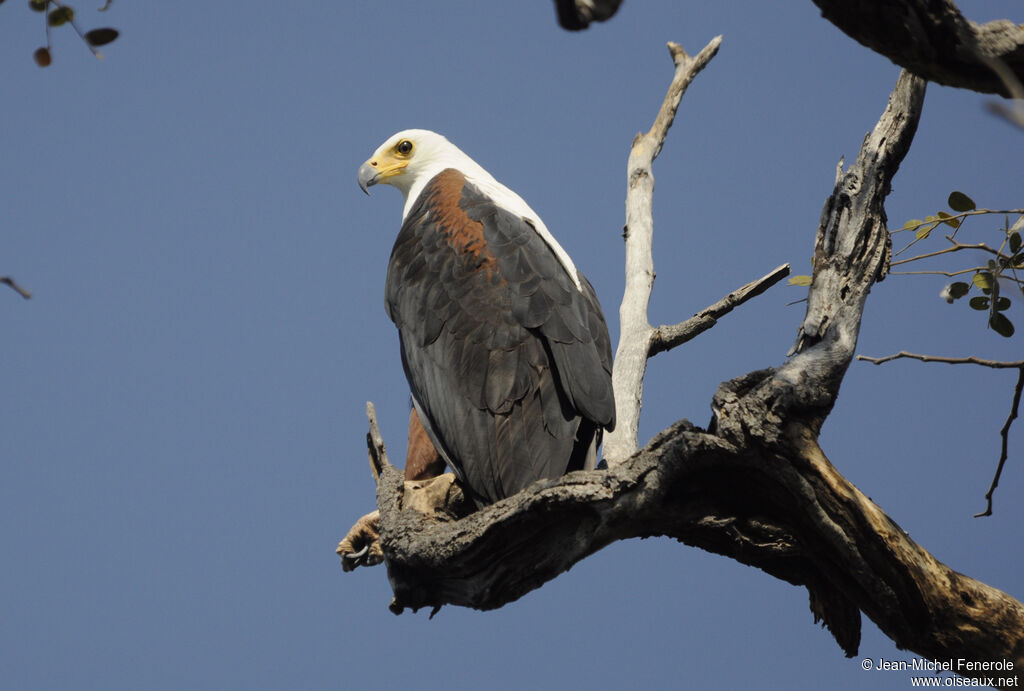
[358,130,615,506]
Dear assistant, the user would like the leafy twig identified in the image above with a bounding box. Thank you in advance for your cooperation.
[891,239,1000,267]
[894,208,1024,235]
[888,267,987,278]
[30,0,119,67]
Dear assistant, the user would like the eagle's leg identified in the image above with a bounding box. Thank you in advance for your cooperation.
[403,406,446,481]
[337,408,448,570]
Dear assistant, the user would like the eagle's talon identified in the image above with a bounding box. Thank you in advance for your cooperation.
[341,545,370,572]
[337,510,383,572]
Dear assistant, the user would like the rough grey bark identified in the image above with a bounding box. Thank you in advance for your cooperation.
[339,50,1024,681]
[550,1,1024,97]
[811,0,1024,97]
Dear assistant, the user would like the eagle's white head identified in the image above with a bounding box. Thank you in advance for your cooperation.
[357,130,487,210]
[358,129,581,289]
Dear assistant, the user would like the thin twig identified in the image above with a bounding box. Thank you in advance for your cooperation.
[977,368,1024,517]
[49,0,104,58]
[365,401,389,482]
[889,267,987,278]
[979,51,1024,130]
[891,240,1000,267]
[986,102,1024,131]
[857,351,1024,368]
[647,38,723,159]
[1,276,32,300]
[893,209,1024,234]
[893,209,1024,259]
[857,351,1024,516]
[650,263,790,356]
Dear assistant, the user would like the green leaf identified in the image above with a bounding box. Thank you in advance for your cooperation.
[29,0,47,12]
[990,313,1015,337]
[788,275,813,287]
[948,191,976,212]
[47,5,73,26]
[995,297,1012,312]
[84,28,118,46]
[1010,232,1021,255]
[973,272,994,291]
[916,221,939,240]
[969,296,990,311]
[936,211,961,229]
[902,219,924,231]
[948,282,970,300]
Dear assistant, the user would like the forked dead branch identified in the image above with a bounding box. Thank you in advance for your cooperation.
[337,38,1024,681]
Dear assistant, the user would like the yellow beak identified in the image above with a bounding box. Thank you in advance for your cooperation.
[357,156,408,194]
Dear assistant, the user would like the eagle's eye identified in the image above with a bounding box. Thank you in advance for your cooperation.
[396,139,413,155]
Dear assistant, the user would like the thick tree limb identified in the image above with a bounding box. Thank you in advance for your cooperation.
[549,0,1023,97]
[376,415,1024,678]
[812,0,1024,96]
[341,51,1024,679]
[781,69,924,415]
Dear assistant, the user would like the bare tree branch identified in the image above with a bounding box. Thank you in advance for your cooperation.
[340,53,1024,681]
[365,401,386,482]
[604,36,722,464]
[986,100,1024,130]
[649,263,791,357]
[858,351,1024,368]
[858,351,1024,517]
[985,367,1024,517]
[374,414,1024,678]
[1,276,32,300]
[812,0,1024,96]
[550,0,1023,98]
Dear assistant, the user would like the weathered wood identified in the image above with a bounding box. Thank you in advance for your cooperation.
[649,263,791,357]
[550,0,1024,96]
[603,37,721,464]
[338,51,1024,682]
[813,0,1024,97]
[375,413,1024,678]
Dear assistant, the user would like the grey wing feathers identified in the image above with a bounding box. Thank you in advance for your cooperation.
[385,175,614,505]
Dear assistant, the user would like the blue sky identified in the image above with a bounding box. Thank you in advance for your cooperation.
[2,2,1022,689]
